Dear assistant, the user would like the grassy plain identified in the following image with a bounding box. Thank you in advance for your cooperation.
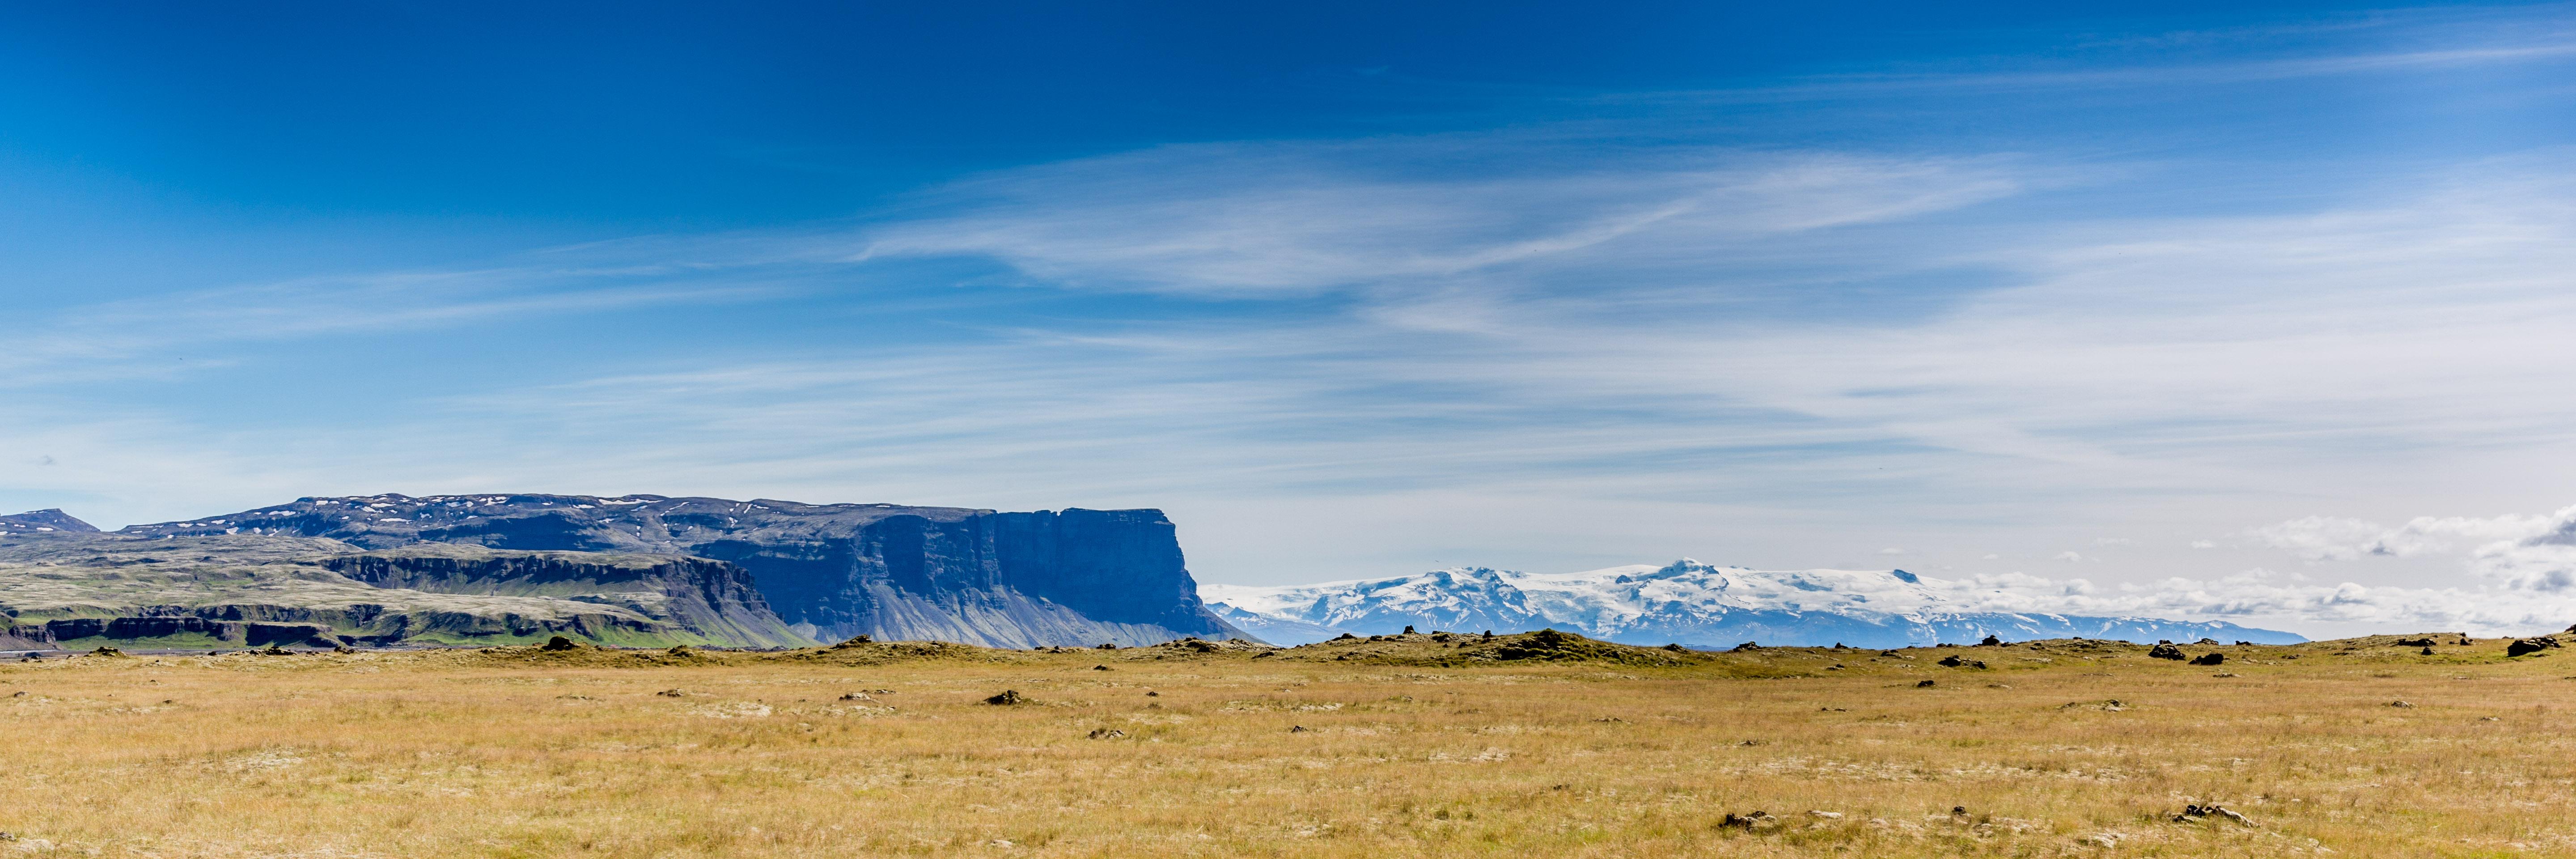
[1,633,2572,857]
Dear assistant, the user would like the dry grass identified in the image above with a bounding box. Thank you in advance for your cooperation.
[3,633,2573,857]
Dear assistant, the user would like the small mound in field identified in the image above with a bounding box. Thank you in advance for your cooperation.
[1122,637,1278,659]
[1275,628,1711,667]
[781,639,1034,667]
[442,642,750,668]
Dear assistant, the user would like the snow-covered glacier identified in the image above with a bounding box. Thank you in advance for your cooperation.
[1202,559,2305,648]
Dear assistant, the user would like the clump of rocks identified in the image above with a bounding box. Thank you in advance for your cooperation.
[2508,637,2563,657]
[2147,644,2186,660]
[2173,804,2254,826]
[1719,810,1780,830]
[984,690,1025,706]
[2189,652,2224,666]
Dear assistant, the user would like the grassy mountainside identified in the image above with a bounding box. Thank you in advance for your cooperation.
[1,630,2571,856]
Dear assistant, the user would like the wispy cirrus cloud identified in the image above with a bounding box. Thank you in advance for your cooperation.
[0,255,803,383]
[855,143,2032,299]
[1604,7,2576,106]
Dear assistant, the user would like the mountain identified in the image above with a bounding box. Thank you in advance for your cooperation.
[0,531,805,650]
[1202,558,2306,647]
[116,493,1247,648]
[0,509,97,533]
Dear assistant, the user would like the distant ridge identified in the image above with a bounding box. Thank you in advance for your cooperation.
[1204,558,2305,648]
[0,509,97,533]
[117,493,1248,648]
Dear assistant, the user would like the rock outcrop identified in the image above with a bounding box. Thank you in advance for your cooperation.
[117,494,1247,648]
[0,531,806,649]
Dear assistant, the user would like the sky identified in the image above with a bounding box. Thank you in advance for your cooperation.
[4,2,2576,637]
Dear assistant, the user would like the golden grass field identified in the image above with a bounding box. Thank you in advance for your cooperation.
[2,631,2572,858]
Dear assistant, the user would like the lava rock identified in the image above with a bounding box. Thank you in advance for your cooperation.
[1719,811,1780,830]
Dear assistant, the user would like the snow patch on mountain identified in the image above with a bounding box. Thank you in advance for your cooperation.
[1201,559,2305,647]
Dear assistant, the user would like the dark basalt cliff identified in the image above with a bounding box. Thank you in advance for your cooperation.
[0,532,806,649]
[120,494,1249,648]
[318,545,802,647]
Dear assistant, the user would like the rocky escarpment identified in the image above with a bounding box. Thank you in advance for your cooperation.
[120,494,1248,648]
[318,544,801,647]
[0,531,807,650]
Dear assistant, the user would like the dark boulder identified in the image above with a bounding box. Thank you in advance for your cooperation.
[2189,652,2224,666]
[1719,811,1779,830]
[2148,644,2186,660]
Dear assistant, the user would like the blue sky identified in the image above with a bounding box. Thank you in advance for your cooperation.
[6,2,2576,634]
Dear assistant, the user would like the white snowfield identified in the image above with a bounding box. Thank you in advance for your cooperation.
[1203,559,2305,648]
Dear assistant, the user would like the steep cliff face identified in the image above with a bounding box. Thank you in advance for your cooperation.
[0,531,809,649]
[318,545,805,647]
[120,494,1248,647]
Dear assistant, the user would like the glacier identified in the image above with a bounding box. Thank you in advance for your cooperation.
[1202,559,2305,648]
